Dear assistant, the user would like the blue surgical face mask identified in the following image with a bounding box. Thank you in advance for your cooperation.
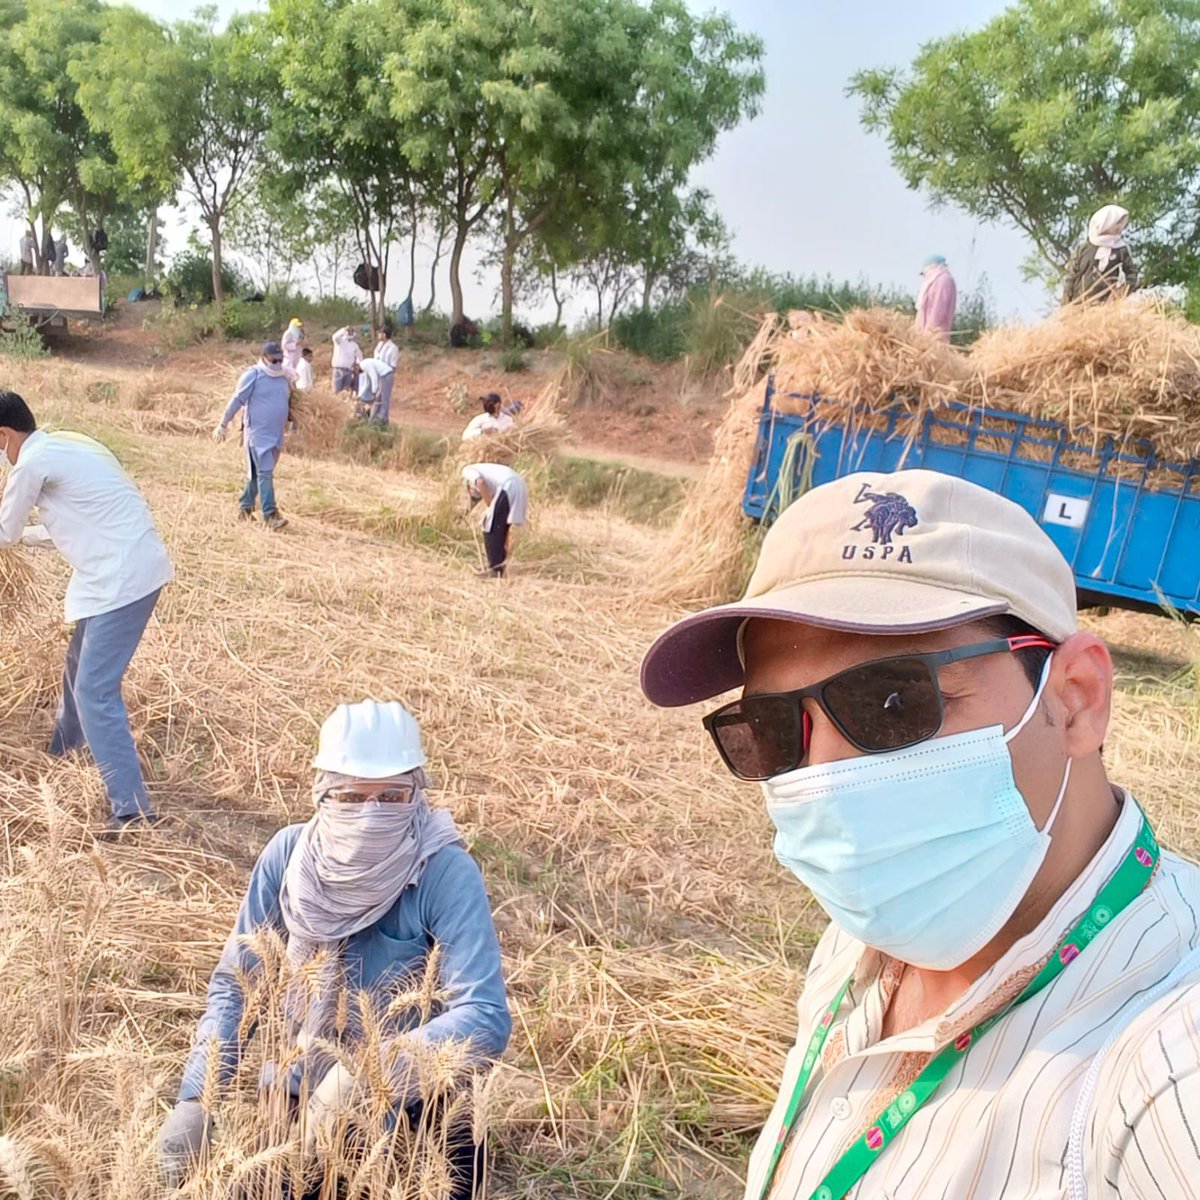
[761,658,1070,970]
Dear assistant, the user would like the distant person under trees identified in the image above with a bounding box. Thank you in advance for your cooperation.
[18,230,34,275]
[1061,205,1139,306]
[914,255,957,342]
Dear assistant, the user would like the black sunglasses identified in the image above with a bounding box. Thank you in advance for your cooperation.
[702,635,1055,781]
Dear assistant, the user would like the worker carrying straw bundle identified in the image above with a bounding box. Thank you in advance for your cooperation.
[157,699,511,1197]
[639,470,1200,1200]
[0,391,173,837]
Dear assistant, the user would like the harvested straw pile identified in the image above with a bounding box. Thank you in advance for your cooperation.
[456,370,567,469]
[288,387,349,459]
[644,315,780,608]
[772,306,967,416]
[0,546,64,718]
[967,301,1200,458]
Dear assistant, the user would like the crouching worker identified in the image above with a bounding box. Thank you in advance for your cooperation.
[156,700,511,1198]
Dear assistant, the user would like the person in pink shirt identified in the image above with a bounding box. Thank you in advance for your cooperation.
[914,254,957,342]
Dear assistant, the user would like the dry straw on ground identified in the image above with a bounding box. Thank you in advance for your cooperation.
[4,329,1200,1200]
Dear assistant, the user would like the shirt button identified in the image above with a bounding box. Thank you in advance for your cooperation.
[831,1097,852,1120]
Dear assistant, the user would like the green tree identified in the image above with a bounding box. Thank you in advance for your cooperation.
[0,0,129,273]
[74,6,272,306]
[387,0,762,342]
[850,0,1200,284]
[263,0,420,334]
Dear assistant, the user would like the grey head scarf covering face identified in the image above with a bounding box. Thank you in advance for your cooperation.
[278,768,464,1043]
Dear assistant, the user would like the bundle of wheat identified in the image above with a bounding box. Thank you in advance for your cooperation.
[966,300,1200,458]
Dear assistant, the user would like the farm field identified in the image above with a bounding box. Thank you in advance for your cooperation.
[2,328,1199,1199]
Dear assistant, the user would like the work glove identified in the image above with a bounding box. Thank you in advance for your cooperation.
[302,1063,360,1158]
[156,1098,212,1188]
[212,423,226,443]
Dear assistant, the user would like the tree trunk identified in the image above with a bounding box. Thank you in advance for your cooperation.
[145,209,158,280]
[448,217,468,327]
[550,262,564,328]
[425,221,446,315]
[500,193,517,346]
[211,219,225,308]
[407,209,417,301]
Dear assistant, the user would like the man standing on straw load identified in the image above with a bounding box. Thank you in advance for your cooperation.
[1062,204,1140,305]
[156,700,510,1199]
[0,391,174,837]
[462,462,528,578]
[640,470,1200,1200]
[913,254,957,341]
[213,341,292,531]
[331,324,362,394]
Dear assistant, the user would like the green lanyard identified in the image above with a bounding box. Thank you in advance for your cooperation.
[758,809,1160,1200]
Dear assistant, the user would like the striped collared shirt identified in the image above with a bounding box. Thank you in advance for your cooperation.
[745,792,1200,1200]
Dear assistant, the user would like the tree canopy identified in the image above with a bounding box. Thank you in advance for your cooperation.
[850,0,1200,284]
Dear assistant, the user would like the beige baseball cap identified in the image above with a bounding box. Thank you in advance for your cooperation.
[640,468,1079,707]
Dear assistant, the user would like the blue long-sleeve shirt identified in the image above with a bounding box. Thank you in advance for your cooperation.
[220,366,291,471]
[178,826,511,1102]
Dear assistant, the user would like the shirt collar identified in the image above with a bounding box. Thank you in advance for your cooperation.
[855,788,1140,1052]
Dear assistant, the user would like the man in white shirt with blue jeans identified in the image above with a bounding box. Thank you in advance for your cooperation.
[0,392,174,835]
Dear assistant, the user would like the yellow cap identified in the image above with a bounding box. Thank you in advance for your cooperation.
[640,469,1078,706]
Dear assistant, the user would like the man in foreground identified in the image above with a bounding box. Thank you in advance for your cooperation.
[213,341,292,531]
[0,391,174,834]
[640,469,1200,1199]
[156,700,510,1199]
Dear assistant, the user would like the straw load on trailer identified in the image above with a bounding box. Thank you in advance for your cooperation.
[653,301,1200,607]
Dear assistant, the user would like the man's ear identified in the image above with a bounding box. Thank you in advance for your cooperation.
[1048,632,1112,757]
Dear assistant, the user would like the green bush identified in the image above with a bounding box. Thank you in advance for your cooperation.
[499,346,528,372]
[611,303,688,361]
[0,308,48,360]
[165,251,245,305]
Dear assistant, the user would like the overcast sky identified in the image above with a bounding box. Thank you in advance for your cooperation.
[37,0,1053,321]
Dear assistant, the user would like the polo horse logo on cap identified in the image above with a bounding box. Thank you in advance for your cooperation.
[843,483,918,562]
[852,483,919,544]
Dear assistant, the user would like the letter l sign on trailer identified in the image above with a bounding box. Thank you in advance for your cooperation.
[1042,493,1090,529]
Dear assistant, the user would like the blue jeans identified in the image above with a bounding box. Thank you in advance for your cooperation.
[239,448,278,517]
[370,373,395,424]
[48,589,160,819]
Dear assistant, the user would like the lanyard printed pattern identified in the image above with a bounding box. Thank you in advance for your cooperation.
[757,809,1160,1200]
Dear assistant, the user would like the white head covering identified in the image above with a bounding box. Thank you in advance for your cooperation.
[278,769,463,1041]
[1088,205,1130,271]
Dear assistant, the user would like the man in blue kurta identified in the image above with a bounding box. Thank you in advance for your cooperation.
[213,341,292,531]
[156,700,511,1198]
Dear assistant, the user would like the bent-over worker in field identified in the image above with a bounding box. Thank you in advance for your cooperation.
[214,341,292,531]
[331,324,362,394]
[461,462,528,578]
[0,391,174,836]
[356,353,396,425]
[913,254,956,341]
[156,699,510,1199]
[460,393,514,442]
[1062,204,1140,305]
[640,470,1200,1200]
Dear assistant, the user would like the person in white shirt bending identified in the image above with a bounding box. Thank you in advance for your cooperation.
[461,462,528,578]
[0,391,174,836]
[355,356,396,425]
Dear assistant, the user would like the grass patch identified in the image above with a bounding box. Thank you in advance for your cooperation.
[546,456,685,526]
[500,346,529,373]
